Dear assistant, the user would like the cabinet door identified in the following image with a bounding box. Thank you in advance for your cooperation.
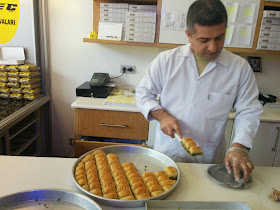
[273,127,280,167]
[249,122,280,167]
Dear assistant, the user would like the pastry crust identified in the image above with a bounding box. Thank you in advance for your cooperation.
[133,187,149,196]
[151,190,164,197]
[120,195,135,200]
[89,181,100,190]
[184,140,196,150]
[117,189,133,198]
[157,174,169,182]
[90,188,102,196]
[102,186,116,194]
[130,177,142,184]
[87,177,99,185]
[159,179,176,187]
[116,184,130,192]
[189,146,202,155]
[127,172,141,181]
[77,179,87,186]
[164,166,178,180]
[92,150,105,156]
[115,179,129,187]
[131,182,146,191]
[136,193,150,200]
[162,185,173,192]
[148,184,162,193]
[82,184,89,191]
[181,137,193,144]
[146,180,159,188]
[142,172,155,179]
[143,176,157,184]
[103,192,117,199]
[75,174,86,181]
[114,175,127,182]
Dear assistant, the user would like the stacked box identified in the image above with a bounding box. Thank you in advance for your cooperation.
[257,10,280,51]
[100,3,128,39]
[0,64,42,100]
[125,12,156,43]
[128,4,157,13]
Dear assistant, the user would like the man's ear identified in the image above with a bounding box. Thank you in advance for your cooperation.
[185,29,192,43]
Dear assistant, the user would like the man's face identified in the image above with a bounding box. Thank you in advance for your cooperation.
[185,23,226,61]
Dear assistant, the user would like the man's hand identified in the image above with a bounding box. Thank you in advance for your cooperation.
[149,109,183,138]
[224,143,254,183]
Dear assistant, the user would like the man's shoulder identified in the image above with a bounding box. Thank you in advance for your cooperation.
[158,44,189,59]
[222,48,248,65]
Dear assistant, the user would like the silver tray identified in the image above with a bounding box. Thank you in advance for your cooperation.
[0,189,102,210]
[72,145,181,208]
[207,164,252,189]
[145,200,251,210]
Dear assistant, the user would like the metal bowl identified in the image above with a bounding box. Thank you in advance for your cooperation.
[0,189,102,210]
[72,145,181,208]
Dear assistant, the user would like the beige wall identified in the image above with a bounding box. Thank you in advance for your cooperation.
[48,0,280,156]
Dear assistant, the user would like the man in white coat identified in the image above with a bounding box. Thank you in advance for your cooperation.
[136,0,263,182]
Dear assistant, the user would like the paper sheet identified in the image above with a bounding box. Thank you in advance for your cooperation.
[226,2,239,23]
[240,4,256,24]
[238,25,252,45]
[162,9,187,31]
[225,25,234,45]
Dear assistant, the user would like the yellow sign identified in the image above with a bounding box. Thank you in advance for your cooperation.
[0,0,20,43]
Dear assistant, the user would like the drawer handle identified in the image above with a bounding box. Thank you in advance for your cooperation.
[101,123,128,128]
[272,127,280,152]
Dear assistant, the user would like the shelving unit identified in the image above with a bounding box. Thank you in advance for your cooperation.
[0,96,51,156]
[84,0,280,54]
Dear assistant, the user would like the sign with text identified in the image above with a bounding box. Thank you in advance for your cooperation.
[0,0,20,43]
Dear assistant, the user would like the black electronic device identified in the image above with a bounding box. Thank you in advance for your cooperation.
[259,92,277,106]
[76,82,114,98]
[90,73,110,87]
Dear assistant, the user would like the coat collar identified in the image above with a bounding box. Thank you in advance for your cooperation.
[179,43,228,67]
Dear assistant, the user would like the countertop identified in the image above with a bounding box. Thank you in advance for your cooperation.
[0,155,279,210]
[71,97,280,123]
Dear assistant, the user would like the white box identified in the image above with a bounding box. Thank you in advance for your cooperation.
[126,16,156,23]
[100,12,126,18]
[100,3,128,9]
[126,12,156,18]
[261,24,280,31]
[126,22,156,29]
[258,36,280,44]
[0,47,25,65]
[126,26,155,33]
[100,17,126,23]
[263,10,280,18]
[125,36,154,43]
[257,42,280,50]
[260,30,280,37]
[262,17,280,25]
[125,31,155,38]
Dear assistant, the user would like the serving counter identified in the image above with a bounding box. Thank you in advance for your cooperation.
[0,155,279,209]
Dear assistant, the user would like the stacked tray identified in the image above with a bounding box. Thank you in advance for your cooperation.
[72,145,181,207]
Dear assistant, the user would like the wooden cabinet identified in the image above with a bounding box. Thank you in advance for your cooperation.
[74,108,149,156]
[84,0,280,54]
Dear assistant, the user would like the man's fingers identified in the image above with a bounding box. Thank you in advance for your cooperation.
[232,162,241,181]
[224,157,232,174]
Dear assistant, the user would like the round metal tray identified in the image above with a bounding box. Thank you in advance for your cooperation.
[72,145,181,208]
[0,189,102,210]
[207,164,252,189]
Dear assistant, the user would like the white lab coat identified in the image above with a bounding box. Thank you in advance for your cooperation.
[136,44,263,163]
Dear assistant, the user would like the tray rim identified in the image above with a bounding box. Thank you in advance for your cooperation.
[72,145,181,208]
[207,164,252,189]
[0,188,102,210]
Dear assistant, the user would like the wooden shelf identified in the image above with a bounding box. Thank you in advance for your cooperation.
[86,0,280,55]
[83,38,280,54]
[264,2,280,7]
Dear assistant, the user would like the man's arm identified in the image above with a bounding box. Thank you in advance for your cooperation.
[149,109,183,138]
[225,60,263,182]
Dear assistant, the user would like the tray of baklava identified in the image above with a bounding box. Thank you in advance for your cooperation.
[72,145,180,208]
